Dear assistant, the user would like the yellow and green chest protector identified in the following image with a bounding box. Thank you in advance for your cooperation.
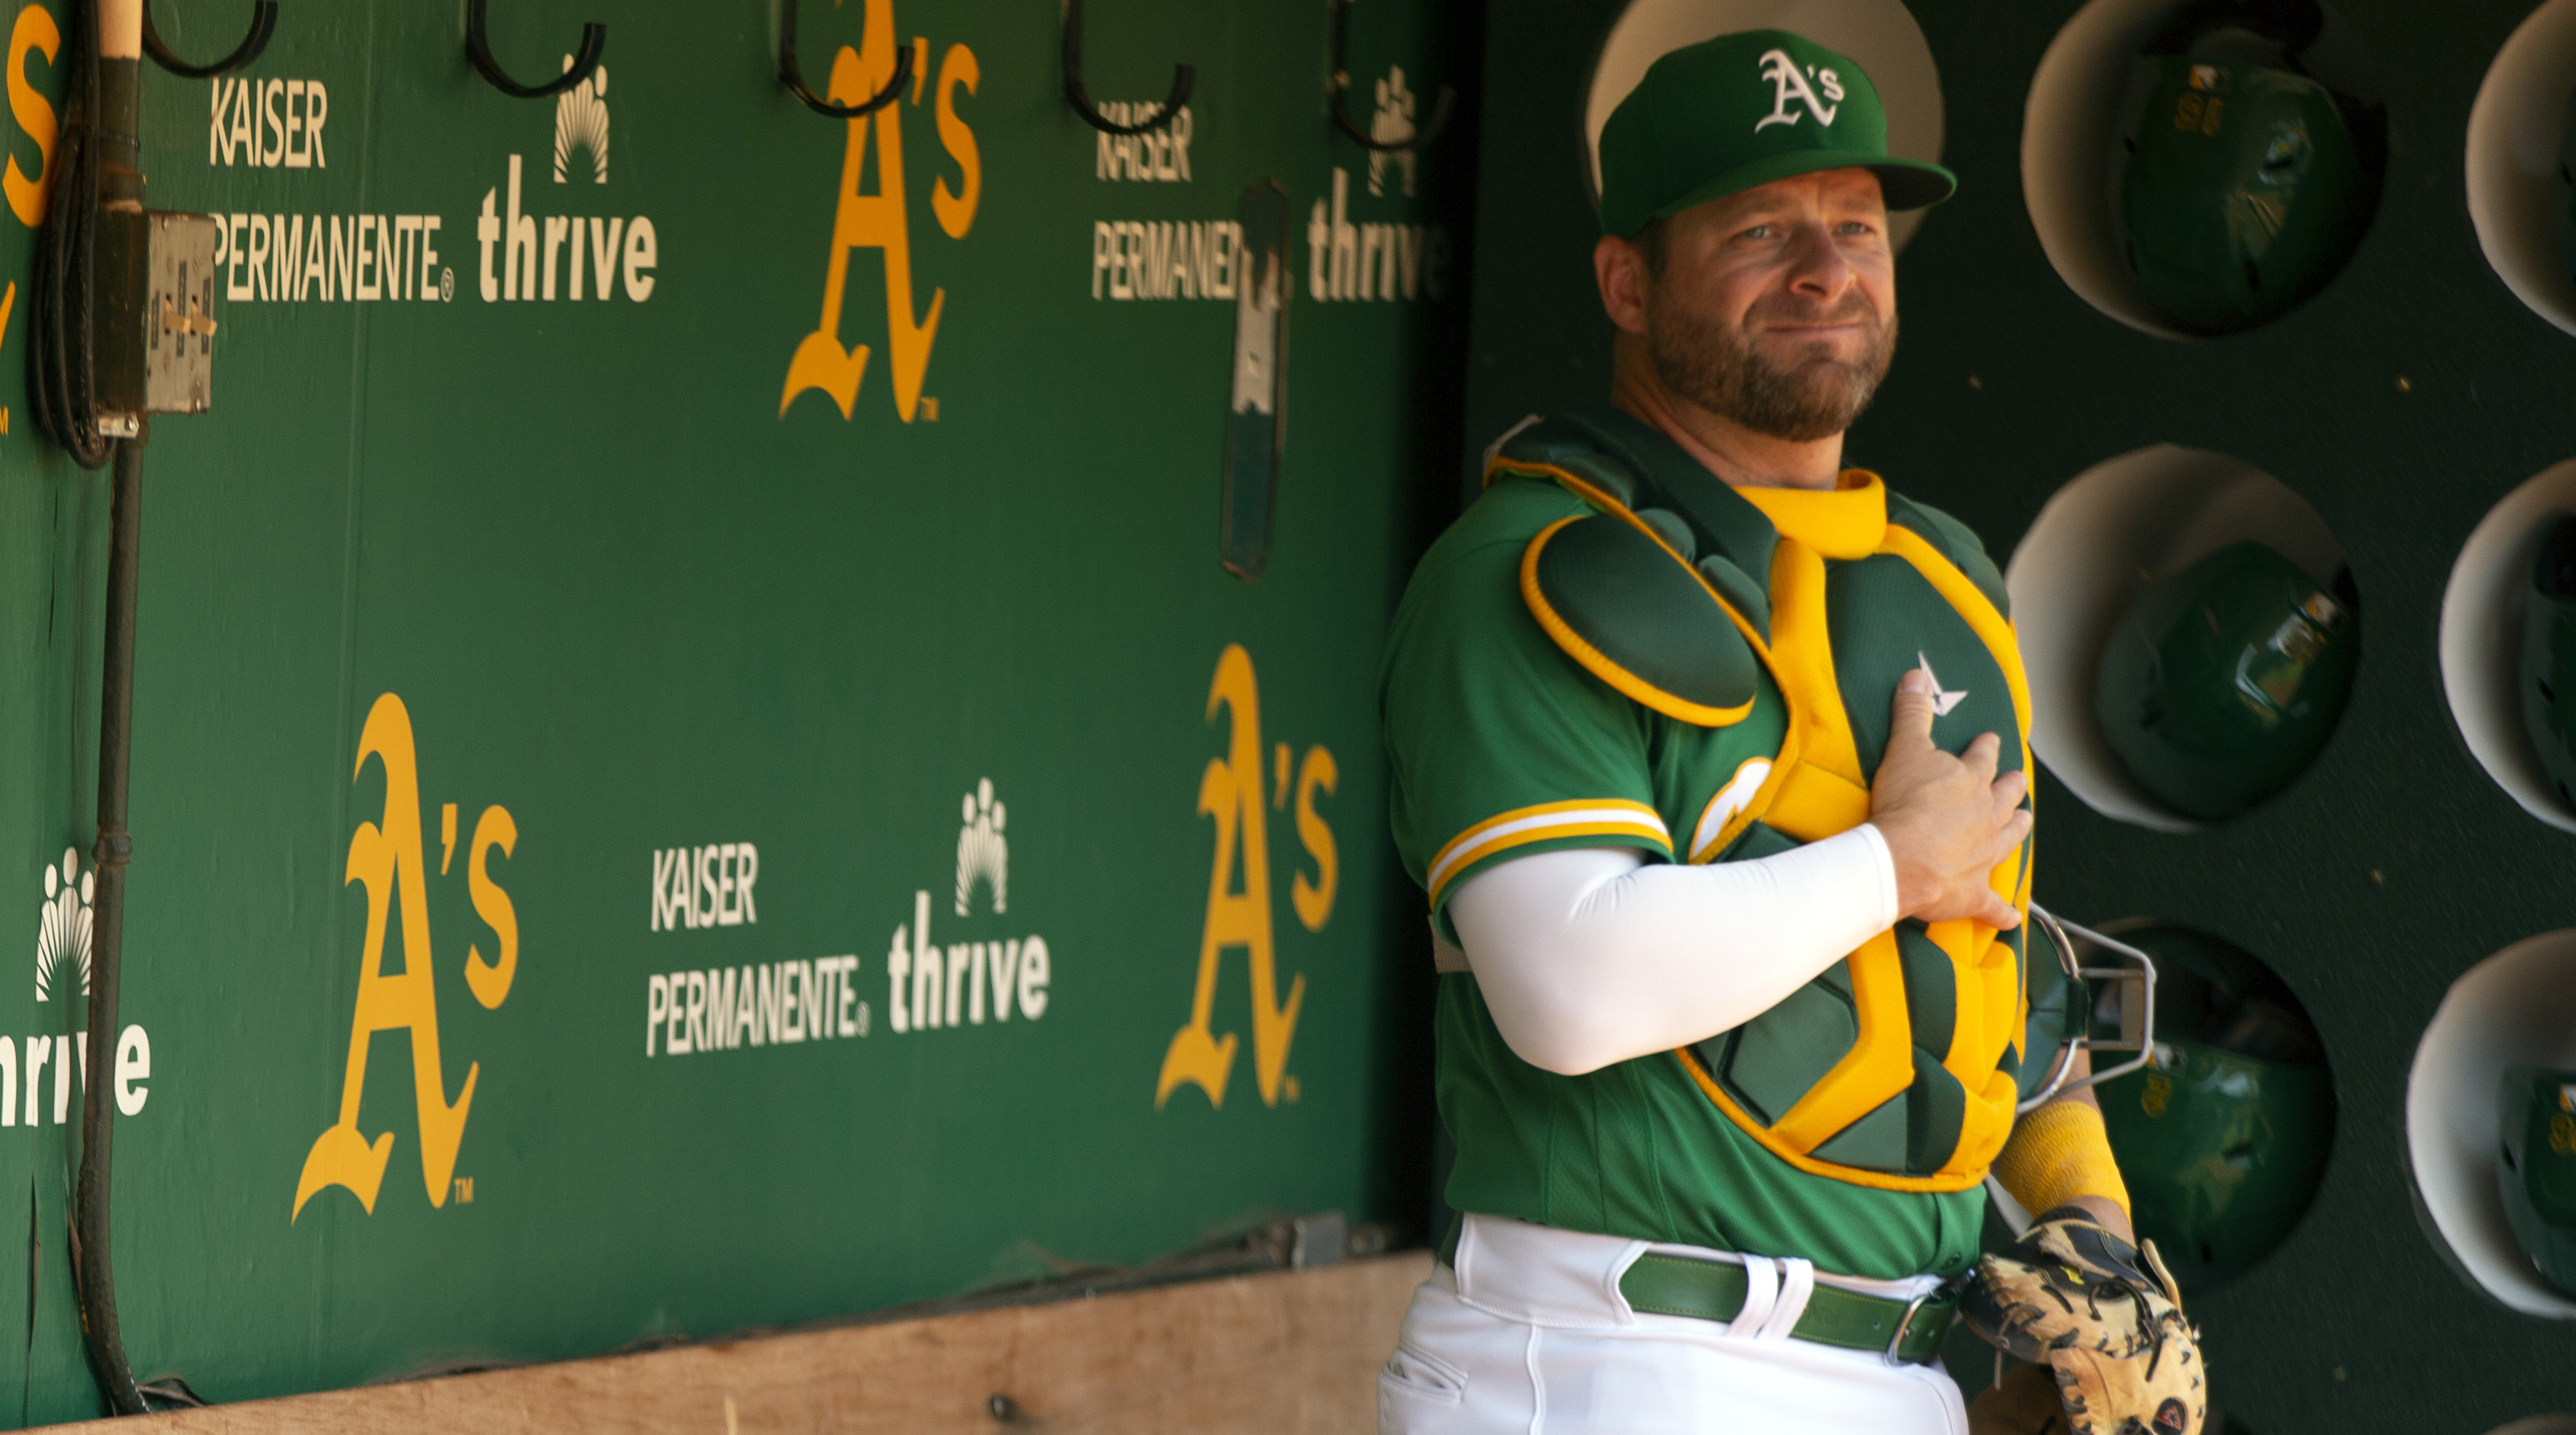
[1490,413,2035,1192]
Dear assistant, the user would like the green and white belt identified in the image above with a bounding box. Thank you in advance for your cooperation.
[1617,1253,1959,1366]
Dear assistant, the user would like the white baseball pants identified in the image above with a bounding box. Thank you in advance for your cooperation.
[1379,1214,1969,1435]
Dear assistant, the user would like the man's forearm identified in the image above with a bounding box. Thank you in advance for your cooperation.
[1991,1050,2135,1242]
[1447,830,1899,1076]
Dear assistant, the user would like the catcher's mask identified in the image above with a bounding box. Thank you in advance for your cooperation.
[2018,908,2156,1112]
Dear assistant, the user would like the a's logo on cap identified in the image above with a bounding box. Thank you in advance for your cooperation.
[1754,48,1844,133]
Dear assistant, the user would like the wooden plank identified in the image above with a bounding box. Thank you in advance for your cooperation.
[50,1254,1432,1435]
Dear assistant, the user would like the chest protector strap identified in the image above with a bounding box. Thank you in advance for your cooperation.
[1490,436,2033,1194]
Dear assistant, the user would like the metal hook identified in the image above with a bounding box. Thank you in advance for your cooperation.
[1328,0,1452,153]
[1062,0,1192,137]
[142,0,277,79]
[779,0,911,119]
[465,0,604,100]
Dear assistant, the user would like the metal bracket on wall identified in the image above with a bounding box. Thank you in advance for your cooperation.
[778,0,910,119]
[1327,0,1452,153]
[465,0,603,100]
[101,212,220,417]
[1288,1211,1348,1269]
[141,0,276,79]
[1061,0,1192,136]
[1221,181,1291,581]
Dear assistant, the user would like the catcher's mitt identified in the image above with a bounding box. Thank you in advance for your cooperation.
[1959,1207,2207,1435]
[1967,1363,2072,1435]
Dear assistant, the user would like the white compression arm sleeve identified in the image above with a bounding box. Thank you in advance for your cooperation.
[1446,829,1902,1077]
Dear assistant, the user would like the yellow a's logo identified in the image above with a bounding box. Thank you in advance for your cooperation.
[294,693,519,1219]
[1157,645,1338,1110]
[780,0,981,423]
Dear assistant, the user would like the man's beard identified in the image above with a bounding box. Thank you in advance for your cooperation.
[1645,292,1896,443]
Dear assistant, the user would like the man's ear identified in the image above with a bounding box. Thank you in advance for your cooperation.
[1595,234,1651,337]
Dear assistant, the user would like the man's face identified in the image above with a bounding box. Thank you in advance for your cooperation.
[1616,169,1898,443]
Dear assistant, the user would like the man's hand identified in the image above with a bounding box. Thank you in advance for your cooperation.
[1870,667,2031,928]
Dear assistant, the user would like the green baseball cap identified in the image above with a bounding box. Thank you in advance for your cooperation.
[1597,29,1954,237]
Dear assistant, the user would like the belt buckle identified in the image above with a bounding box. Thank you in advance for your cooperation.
[1882,1289,1934,1367]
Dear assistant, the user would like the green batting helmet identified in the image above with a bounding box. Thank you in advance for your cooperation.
[2517,516,2576,809]
[2095,540,2359,821]
[2116,1,2383,334]
[2092,925,2334,1294]
[2497,1064,2576,1298]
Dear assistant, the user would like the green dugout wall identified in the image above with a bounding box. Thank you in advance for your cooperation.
[1463,0,2576,1431]
[0,0,1478,1420]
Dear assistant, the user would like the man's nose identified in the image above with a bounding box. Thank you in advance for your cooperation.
[1784,224,1856,298]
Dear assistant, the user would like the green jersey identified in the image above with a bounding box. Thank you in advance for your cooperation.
[1382,410,2017,1281]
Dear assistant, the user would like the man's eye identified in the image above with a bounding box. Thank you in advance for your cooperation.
[1738,224,1779,241]
[1837,221,1878,236]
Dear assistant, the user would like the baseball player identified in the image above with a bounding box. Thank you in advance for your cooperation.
[1376,31,2202,1435]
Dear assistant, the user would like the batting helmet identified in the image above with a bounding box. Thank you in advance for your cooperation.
[2498,1064,2576,1299]
[2094,540,2359,821]
[2518,516,2576,809]
[2116,0,2383,334]
[2091,924,2335,1294]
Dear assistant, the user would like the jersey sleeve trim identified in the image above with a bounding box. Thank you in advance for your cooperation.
[1426,799,1672,907]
